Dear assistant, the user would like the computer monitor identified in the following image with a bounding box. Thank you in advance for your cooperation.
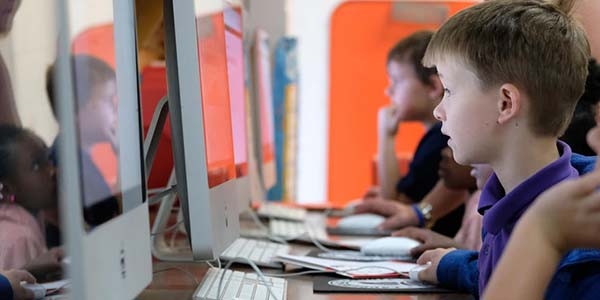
[164,0,240,260]
[55,0,152,299]
[223,4,252,210]
[251,29,277,193]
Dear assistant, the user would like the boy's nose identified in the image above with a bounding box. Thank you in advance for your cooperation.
[433,102,445,121]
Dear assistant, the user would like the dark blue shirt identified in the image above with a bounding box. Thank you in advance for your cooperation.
[396,122,463,237]
[396,122,448,202]
[437,149,600,299]
[0,274,13,300]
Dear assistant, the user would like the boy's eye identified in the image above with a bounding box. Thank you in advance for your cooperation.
[443,88,451,96]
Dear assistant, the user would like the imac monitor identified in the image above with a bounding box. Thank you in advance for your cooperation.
[223,5,252,210]
[164,0,240,260]
[55,0,151,299]
[252,29,277,192]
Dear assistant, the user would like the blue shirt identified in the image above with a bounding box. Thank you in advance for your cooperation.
[0,274,13,300]
[437,145,600,298]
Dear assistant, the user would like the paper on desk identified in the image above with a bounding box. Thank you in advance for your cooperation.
[275,254,418,279]
[41,279,70,291]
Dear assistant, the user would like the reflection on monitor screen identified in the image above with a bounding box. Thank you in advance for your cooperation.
[196,13,236,188]
[56,0,151,299]
[164,0,240,261]
[224,6,248,179]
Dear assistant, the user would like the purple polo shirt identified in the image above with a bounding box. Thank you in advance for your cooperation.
[477,141,578,293]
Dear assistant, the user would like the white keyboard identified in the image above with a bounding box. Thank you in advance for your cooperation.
[221,238,290,268]
[194,268,287,300]
[257,204,307,221]
[269,220,328,241]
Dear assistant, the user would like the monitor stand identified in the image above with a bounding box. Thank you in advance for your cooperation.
[143,95,193,261]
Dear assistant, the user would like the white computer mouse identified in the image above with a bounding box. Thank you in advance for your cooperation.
[21,283,46,299]
[360,236,422,257]
[336,213,385,230]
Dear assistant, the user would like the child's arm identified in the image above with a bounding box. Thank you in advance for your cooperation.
[0,269,36,300]
[484,169,600,300]
[354,180,468,230]
[417,248,480,295]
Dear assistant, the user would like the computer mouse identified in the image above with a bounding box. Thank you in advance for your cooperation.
[336,213,385,231]
[360,236,422,257]
[21,282,46,299]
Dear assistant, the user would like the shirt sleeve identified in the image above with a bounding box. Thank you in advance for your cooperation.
[545,249,600,299]
[396,123,449,202]
[437,249,480,296]
[0,274,14,300]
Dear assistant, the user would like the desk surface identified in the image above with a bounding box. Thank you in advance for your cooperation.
[139,261,474,300]
[140,211,474,300]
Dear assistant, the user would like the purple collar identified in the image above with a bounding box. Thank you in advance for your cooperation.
[478,141,578,234]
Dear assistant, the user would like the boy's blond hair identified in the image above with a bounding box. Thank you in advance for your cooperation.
[423,0,590,136]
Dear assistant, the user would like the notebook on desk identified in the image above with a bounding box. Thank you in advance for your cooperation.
[313,276,455,293]
[275,254,417,279]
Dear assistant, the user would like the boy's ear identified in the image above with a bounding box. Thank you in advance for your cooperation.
[496,83,521,125]
[427,74,444,100]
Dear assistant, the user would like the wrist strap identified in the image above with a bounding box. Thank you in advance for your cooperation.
[411,204,425,228]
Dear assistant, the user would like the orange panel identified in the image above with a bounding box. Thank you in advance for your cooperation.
[328,1,476,206]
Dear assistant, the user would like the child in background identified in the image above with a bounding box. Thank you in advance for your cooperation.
[412,0,600,298]
[561,58,600,155]
[356,30,466,237]
[0,125,57,269]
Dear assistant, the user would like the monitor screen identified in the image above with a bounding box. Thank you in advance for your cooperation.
[252,29,277,191]
[224,6,248,178]
[56,0,151,299]
[163,0,240,261]
[196,12,236,188]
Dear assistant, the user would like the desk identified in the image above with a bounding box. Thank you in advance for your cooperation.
[140,261,475,300]
[140,211,475,300]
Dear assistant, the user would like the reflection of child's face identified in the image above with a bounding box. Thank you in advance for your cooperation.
[0,0,21,35]
[78,79,118,147]
[438,147,476,190]
[385,60,436,122]
[11,132,57,211]
[471,164,494,190]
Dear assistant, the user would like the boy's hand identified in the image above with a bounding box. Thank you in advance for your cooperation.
[523,169,600,254]
[1,269,36,300]
[354,200,419,230]
[362,186,381,201]
[415,248,456,284]
[393,227,462,257]
[378,106,402,137]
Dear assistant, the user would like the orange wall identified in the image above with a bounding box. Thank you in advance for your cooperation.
[327,1,476,206]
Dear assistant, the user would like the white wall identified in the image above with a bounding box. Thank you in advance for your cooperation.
[0,0,58,145]
[287,0,344,203]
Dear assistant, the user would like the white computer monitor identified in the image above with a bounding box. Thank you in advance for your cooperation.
[55,0,151,299]
[223,4,252,210]
[164,0,240,261]
[251,29,277,192]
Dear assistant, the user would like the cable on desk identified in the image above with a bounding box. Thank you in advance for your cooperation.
[215,257,280,300]
[153,266,199,284]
